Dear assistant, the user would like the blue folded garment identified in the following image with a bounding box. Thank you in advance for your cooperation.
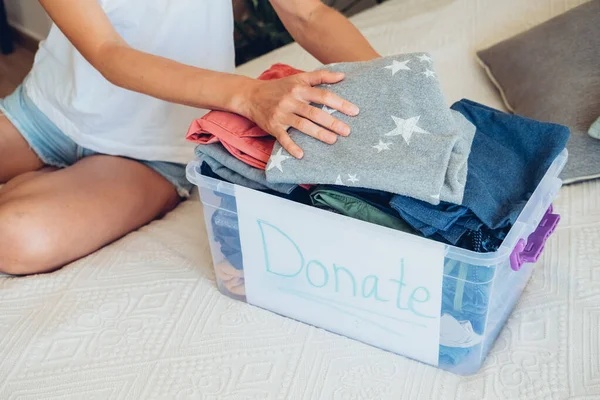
[390,99,570,247]
[211,196,243,270]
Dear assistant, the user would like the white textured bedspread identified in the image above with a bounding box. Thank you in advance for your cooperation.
[1,0,598,398]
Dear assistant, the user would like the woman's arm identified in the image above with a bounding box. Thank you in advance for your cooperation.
[270,0,380,64]
[38,0,252,113]
[38,0,360,158]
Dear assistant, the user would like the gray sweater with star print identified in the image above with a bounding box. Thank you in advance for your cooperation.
[264,54,475,205]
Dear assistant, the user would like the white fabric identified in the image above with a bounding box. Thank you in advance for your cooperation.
[24,0,235,164]
[1,0,598,398]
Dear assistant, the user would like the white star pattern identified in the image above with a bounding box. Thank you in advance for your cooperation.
[384,115,430,144]
[266,148,290,172]
[373,140,392,152]
[384,60,411,76]
[347,174,359,184]
[335,175,343,185]
[422,69,436,78]
[322,105,336,115]
[417,54,432,63]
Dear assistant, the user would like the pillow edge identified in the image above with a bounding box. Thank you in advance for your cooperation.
[474,54,516,114]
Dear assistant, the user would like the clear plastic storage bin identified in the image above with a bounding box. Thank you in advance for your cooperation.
[186,149,567,375]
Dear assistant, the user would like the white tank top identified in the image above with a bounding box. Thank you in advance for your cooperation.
[24,0,235,164]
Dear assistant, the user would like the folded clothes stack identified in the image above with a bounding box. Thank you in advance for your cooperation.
[265,55,475,205]
[187,55,569,368]
[188,55,570,254]
[390,99,570,252]
[187,63,303,171]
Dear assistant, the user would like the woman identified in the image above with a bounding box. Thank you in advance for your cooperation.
[0,0,379,275]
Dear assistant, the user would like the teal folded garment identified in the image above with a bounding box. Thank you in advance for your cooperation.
[589,116,600,139]
[310,187,414,233]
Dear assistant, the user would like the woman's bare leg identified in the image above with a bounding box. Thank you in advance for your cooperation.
[0,155,181,275]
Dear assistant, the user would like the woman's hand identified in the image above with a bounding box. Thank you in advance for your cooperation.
[240,71,359,159]
[37,1,374,158]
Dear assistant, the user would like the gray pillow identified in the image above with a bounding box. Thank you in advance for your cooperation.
[477,0,599,131]
[476,0,600,184]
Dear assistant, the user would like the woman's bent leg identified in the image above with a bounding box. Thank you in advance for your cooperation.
[0,155,180,275]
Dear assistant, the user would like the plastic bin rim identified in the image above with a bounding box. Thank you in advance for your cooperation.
[186,148,567,268]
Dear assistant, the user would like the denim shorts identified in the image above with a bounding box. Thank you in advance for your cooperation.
[0,86,193,197]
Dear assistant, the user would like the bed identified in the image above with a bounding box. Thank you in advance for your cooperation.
[1,0,598,398]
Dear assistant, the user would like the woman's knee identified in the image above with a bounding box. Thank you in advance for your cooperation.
[0,200,57,276]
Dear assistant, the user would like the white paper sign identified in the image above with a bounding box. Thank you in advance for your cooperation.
[236,186,445,366]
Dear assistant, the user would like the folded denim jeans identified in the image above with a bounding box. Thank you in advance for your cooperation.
[211,193,243,270]
[390,99,570,248]
[450,99,569,229]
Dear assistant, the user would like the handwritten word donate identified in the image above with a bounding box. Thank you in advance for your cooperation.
[257,220,436,320]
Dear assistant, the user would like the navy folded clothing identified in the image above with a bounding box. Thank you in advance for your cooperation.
[390,99,570,248]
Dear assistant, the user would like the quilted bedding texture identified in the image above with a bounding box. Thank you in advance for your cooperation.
[1,0,598,398]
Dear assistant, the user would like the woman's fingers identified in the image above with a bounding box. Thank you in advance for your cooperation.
[272,128,303,159]
[304,70,346,86]
[257,72,360,159]
[295,102,350,137]
[286,112,338,145]
[300,86,359,117]
[301,71,359,116]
